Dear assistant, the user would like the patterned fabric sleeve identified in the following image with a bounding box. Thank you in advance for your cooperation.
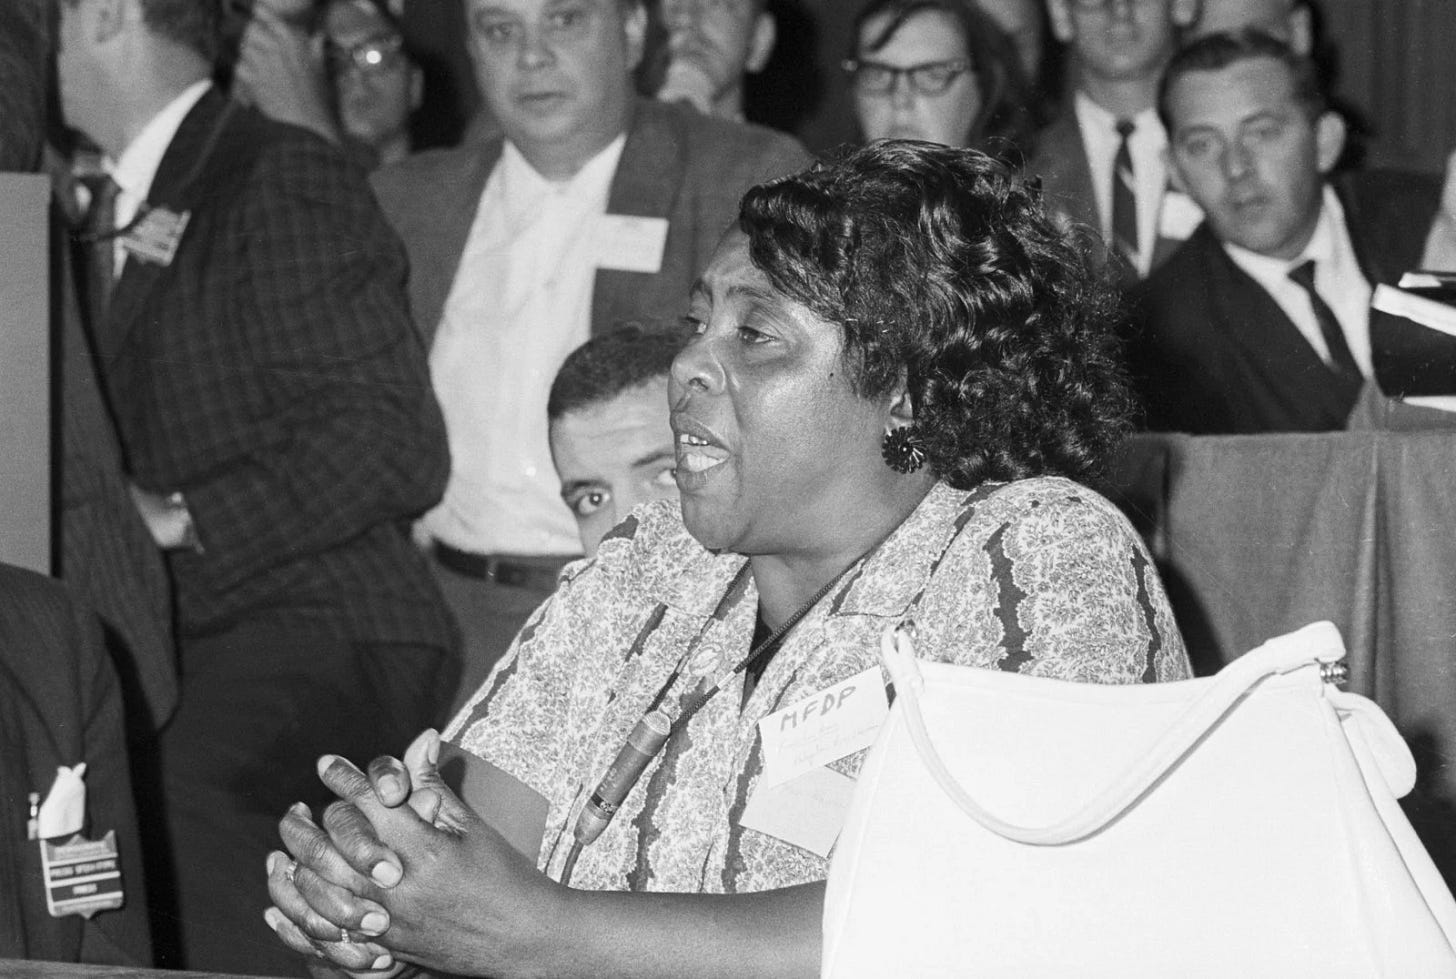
[919,484,1190,683]
[441,582,579,802]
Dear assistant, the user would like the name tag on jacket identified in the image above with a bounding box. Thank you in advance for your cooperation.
[594,215,669,273]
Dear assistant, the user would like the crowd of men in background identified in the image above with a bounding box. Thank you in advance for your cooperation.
[2,0,1454,975]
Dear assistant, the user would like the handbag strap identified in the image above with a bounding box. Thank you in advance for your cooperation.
[879,621,1346,845]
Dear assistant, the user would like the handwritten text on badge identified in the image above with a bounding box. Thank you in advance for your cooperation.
[758,666,889,789]
[593,215,668,273]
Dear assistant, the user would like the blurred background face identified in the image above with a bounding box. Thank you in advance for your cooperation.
[851,9,982,147]
[323,0,420,148]
[661,0,771,99]
[256,0,318,22]
[549,378,678,557]
[1166,57,1335,259]
[973,0,1043,79]
[466,0,644,170]
[1051,0,1180,83]
[1189,0,1311,53]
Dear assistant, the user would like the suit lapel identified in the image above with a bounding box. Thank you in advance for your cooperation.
[591,100,683,335]
[1332,173,1433,287]
[103,90,231,364]
[1197,228,1363,421]
[1032,114,1099,233]
[413,144,500,349]
[1151,233,1183,272]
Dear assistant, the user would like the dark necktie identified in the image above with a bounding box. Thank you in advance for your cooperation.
[79,173,121,328]
[1111,119,1138,266]
[1288,259,1361,377]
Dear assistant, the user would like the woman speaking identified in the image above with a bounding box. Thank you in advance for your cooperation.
[264,140,1189,977]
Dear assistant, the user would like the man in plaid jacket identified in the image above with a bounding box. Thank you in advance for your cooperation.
[54,1,456,973]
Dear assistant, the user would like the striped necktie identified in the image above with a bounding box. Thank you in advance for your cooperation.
[1112,118,1138,267]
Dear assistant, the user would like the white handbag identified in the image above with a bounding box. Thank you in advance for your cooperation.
[822,622,1456,978]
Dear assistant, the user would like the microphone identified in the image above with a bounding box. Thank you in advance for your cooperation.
[573,709,673,846]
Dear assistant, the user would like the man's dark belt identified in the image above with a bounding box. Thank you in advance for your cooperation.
[431,542,570,591]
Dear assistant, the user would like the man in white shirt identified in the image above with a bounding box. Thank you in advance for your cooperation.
[1129,30,1442,433]
[1029,0,1202,280]
[371,0,809,703]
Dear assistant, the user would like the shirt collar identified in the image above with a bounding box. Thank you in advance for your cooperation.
[108,80,212,204]
[499,132,627,203]
[1222,185,1341,287]
[1073,90,1162,141]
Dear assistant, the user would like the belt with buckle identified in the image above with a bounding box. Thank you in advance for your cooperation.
[431,542,570,592]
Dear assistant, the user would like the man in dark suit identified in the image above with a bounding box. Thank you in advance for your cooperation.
[1129,30,1441,434]
[1,565,153,965]
[372,0,809,703]
[1028,0,1201,280]
[54,1,456,973]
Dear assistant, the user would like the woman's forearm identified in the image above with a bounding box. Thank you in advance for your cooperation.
[520,880,824,979]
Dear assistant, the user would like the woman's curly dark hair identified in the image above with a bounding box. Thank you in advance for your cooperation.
[738,139,1134,488]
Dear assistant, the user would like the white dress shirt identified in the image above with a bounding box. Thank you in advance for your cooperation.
[423,135,627,556]
[1223,187,1373,376]
[107,80,212,277]
[1073,93,1197,276]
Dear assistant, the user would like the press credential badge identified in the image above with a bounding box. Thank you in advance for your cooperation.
[32,764,126,919]
[593,215,669,273]
[121,206,191,266]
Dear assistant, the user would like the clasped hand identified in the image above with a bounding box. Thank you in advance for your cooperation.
[264,730,563,977]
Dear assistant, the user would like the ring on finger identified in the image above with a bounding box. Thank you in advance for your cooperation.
[285,860,298,883]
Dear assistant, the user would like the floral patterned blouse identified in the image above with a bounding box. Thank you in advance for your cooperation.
[443,478,1190,893]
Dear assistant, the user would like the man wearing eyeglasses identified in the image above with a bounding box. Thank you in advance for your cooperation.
[371,0,809,707]
[1029,0,1202,280]
[318,0,423,169]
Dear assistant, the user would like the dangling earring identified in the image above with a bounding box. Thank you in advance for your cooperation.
[881,425,926,474]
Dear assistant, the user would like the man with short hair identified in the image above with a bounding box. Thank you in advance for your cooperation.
[53,0,454,973]
[1128,30,1442,433]
[373,0,808,702]
[548,324,685,557]
[1029,0,1201,279]
[657,0,775,120]
[1185,0,1312,52]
